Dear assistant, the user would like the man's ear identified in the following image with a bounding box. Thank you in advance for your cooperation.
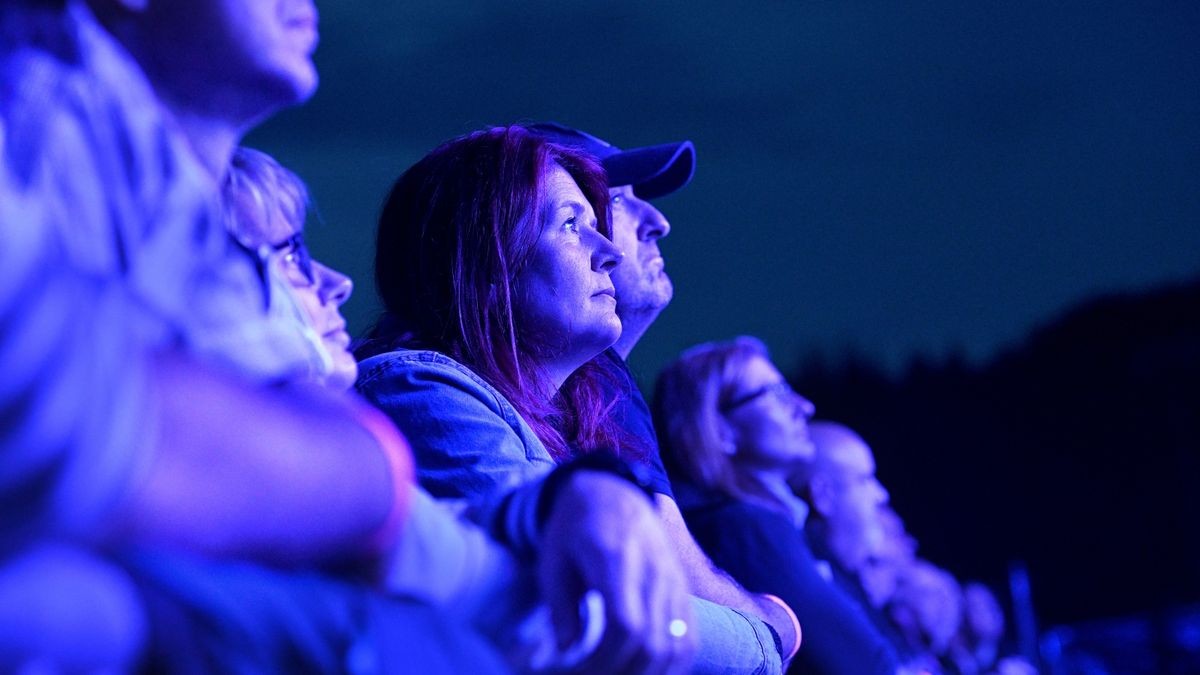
[716,419,738,456]
[718,433,737,456]
[808,474,836,516]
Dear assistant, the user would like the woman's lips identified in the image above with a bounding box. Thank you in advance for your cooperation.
[323,329,350,348]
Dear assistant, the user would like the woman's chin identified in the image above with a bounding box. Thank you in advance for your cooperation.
[598,323,623,354]
[570,325,623,366]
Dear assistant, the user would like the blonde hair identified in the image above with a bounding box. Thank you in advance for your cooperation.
[222,147,309,248]
[653,336,774,502]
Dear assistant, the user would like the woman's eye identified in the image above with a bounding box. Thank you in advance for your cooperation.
[611,193,623,205]
[277,248,309,282]
[563,216,579,233]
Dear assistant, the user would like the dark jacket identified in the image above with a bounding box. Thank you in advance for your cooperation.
[673,480,901,675]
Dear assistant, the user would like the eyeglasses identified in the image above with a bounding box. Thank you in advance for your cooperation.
[720,380,797,412]
[272,232,315,284]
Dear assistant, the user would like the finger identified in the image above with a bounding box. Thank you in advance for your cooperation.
[664,588,698,675]
[572,542,645,674]
[637,545,680,675]
[612,528,692,675]
[538,547,584,651]
[645,548,696,675]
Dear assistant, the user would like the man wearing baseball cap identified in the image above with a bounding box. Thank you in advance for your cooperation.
[535,123,804,664]
[529,123,693,359]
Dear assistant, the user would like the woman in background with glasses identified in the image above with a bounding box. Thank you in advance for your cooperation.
[653,336,903,675]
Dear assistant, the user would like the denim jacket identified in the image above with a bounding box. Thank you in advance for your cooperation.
[358,349,785,673]
[356,348,557,552]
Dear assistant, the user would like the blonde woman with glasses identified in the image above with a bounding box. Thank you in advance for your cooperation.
[653,337,903,675]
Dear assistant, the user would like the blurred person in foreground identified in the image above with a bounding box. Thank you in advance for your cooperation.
[1,1,383,668]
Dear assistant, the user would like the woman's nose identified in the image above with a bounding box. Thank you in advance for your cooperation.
[315,262,353,306]
[591,231,623,274]
[792,392,815,419]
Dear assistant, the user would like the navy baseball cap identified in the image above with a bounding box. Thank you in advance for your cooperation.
[528,122,696,200]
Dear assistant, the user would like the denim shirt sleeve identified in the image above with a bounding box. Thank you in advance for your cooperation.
[356,350,556,549]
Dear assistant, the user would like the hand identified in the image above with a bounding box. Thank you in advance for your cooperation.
[538,470,696,674]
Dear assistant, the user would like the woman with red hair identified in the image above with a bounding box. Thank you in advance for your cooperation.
[356,126,785,673]
[357,125,631,496]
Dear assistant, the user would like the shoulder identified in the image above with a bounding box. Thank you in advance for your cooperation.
[694,496,797,538]
[359,349,484,387]
[676,483,810,558]
[358,349,511,416]
[355,349,554,499]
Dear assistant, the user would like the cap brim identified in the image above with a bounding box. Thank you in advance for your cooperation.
[601,141,696,200]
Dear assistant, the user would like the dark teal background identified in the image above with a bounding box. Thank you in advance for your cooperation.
[249,0,1200,381]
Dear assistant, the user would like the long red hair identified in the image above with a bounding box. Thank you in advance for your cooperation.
[363,126,636,460]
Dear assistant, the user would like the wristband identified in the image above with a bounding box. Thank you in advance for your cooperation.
[534,451,657,527]
[762,593,802,661]
[352,403,414,556]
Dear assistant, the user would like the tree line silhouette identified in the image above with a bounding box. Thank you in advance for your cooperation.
[791,275,1200,626]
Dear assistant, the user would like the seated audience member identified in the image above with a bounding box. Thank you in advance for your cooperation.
[796,421,890,579]
[0,1,432,669]
[794,422,919,669]
[2,3,697,672]
[355,126,784,672]
[652,337,900,674]
[861,505,920,611]
[223,147,357,391]
[957,582,1005,673]
[948,581,1036,675]
[889,560,963,672]
[533,122,804,657]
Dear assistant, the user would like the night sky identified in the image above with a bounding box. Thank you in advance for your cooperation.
[248,0,1200,379]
